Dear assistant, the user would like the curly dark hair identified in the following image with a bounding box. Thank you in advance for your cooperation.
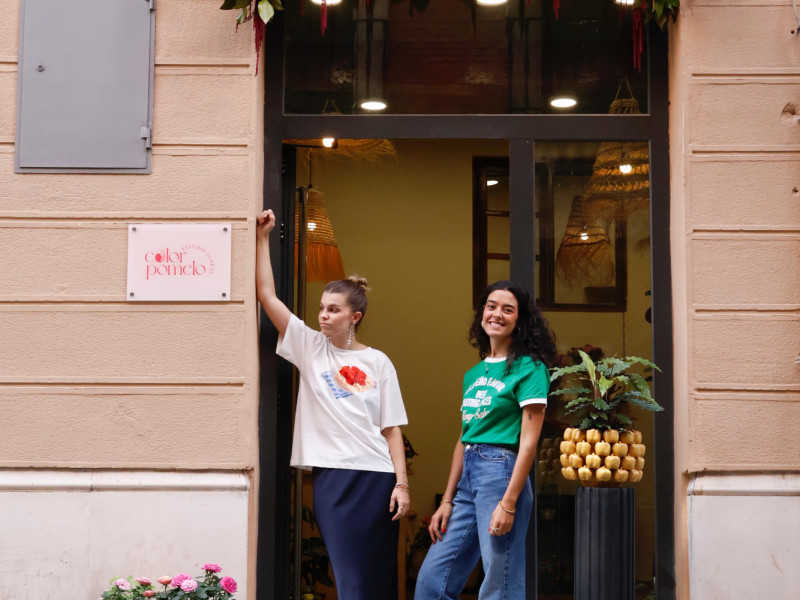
[468,280,557,372]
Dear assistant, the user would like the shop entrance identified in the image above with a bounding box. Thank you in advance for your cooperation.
[287,139,508,600]
[262,135,670,600]
[257,4,674,600]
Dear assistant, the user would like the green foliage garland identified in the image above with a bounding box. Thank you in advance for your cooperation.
[219,0,679,75]
[645,0,680,31]
[220,0,282,26]
[219,0,680,34]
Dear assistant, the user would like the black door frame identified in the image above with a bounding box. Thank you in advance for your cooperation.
[258,14,675,600]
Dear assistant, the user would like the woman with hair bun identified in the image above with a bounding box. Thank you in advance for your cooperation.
[256,209,409,600]
[415,280,556,600]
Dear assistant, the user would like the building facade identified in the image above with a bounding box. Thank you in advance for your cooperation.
[0,1,798,599]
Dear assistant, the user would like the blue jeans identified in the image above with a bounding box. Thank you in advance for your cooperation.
[415,444,533,600]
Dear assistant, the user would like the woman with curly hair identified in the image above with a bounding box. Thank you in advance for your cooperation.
[415,280,557,600]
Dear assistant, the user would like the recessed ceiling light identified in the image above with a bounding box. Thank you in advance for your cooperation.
[476,0,507,5]
[550,97,577,109]
[322,137,336,148]
[360,99,387,111]
[487,179,499,187]
[311,0,343,5]
[619,164,633,174]
[615,0,635,5]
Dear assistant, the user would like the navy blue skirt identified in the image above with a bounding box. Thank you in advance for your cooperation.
[312,468,399,600]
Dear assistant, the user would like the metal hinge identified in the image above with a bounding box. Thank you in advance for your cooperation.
[140,126,152,149]
[148,0,156,11]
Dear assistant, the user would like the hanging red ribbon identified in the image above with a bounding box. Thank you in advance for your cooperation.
[253,5,265,75]
[552,0,559,19]
[321,0,328,36]
[632,5,644,72]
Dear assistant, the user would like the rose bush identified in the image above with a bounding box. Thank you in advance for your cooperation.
[101,565,238,600]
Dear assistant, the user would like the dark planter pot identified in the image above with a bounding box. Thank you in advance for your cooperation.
[574,487,635,600]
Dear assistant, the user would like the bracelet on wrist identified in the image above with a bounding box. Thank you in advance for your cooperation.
[394,483,410,493]
[440,498,453,506]
[498,501,516,515]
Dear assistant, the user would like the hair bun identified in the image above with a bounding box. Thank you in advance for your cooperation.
[347,275,369,290]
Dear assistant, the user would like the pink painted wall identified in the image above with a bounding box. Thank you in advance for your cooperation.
[0,0,262,591]
[672,0,800,470]
[0,0,261,468]
[670,1,800,594]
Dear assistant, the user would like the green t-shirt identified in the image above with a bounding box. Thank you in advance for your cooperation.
[461,355,550,446]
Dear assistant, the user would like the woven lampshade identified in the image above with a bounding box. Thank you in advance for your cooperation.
[294,188,345,282]
[582,79,650,224]
[285,100,397,161]
[555,195,615,287]
[284,138,398,162]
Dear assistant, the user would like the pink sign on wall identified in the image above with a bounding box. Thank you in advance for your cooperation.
[126,223,232,301]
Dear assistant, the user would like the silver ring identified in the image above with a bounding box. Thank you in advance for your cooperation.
[492,527,500,534]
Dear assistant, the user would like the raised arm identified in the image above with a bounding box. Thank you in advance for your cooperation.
[256,209,293,336]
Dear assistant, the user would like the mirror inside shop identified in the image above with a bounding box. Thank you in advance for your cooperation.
[287,139,656,600]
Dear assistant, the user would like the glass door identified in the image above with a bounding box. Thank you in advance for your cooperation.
[473,139,658,599]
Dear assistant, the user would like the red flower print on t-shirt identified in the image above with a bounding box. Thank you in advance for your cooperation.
[339,365,368,386]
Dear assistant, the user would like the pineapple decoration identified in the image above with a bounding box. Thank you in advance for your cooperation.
[559,427,646,485]
[550,350,663,487]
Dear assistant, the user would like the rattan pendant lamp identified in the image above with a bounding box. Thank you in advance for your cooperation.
[554,80,648,289]
[555,195,615,287]
[582,78,650,224]
[294,186,345,282]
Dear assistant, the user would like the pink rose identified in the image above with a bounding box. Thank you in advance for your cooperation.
[171,574,191,588]
[180,579,198,593]
[143,591,155,597]
[135,578,152,586]
[113,579,131,591]
[219,576,237,594]
[157,576,172,586]
[202,563,222,573]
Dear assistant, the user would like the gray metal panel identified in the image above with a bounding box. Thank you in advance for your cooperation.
[16,0,154,171]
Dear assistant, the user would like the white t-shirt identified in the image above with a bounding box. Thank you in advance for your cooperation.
[277,314,408,472]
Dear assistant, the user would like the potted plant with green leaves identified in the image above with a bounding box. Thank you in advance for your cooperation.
[549,350,663,486]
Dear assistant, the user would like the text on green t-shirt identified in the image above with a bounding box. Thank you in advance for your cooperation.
[460,355,550,446]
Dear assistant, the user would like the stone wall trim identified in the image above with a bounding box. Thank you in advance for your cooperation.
[688,472,800,496]
[0,469,249,492]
